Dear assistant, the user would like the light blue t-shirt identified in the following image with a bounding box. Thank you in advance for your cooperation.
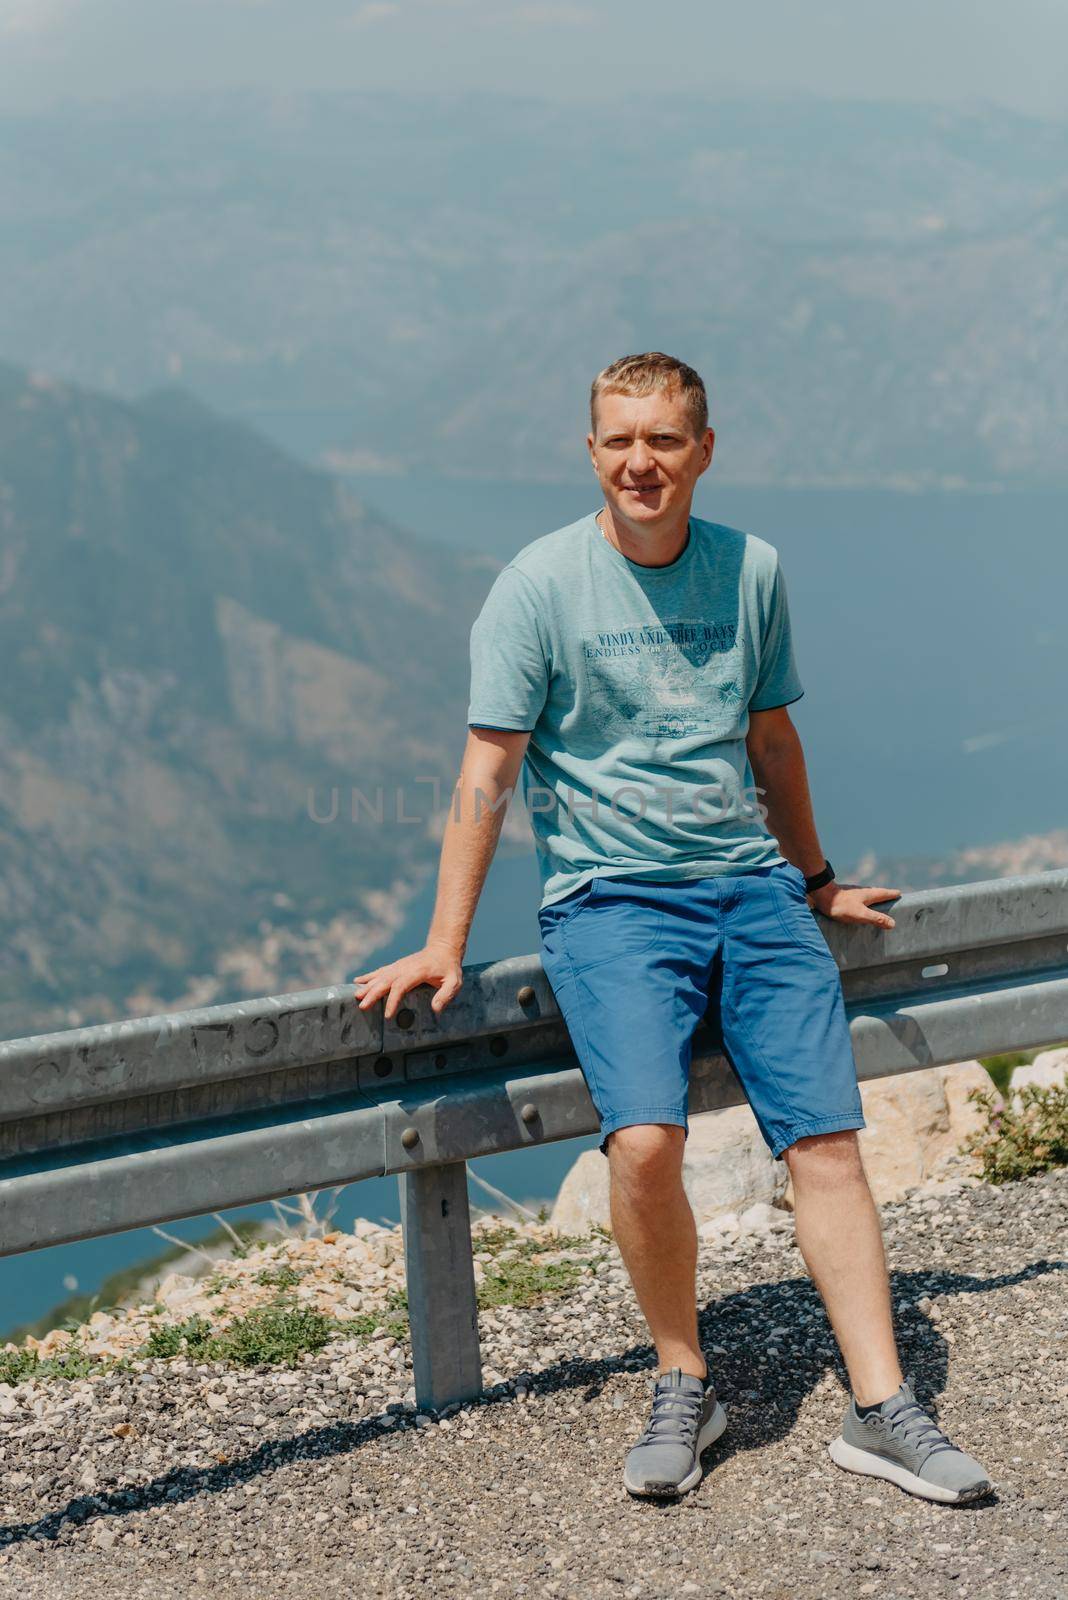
[467,511,805,909]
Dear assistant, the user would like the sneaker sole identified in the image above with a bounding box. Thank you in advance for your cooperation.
[828,1436,992,1504]
[623,1402,728,1499]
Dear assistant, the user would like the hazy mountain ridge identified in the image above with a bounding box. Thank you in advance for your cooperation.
[849,830,1068,893]
[0,92,1064,488]
[0,361,493,1039]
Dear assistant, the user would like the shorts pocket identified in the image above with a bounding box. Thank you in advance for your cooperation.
[560,879,664,976]
[770,864,831,955]
[538,876,600,933]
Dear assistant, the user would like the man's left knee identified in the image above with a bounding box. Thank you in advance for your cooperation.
[781,1127,865,1179]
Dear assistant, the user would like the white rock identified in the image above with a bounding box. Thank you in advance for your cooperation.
[684,1108,789,1218]
[155,1272,201,1310]
[1011,1047,1068,1096]
[782,1061,992,1208]
[551,1103,787,1235]
[548,1153,610,1234]
[738,1202,792,1235]
[552,1061,999,1228]
[352,1217,386,1238]
[698,1212,741,1241]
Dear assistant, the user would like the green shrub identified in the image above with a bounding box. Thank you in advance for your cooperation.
[0,1343,129,1386]
[477,1256,583,1308]
[211,1306,334,1368]
[140,1313,218,1360]
[253,1265,303,1290]
[136,1306,334,1369]
[960,1083,1068,1184]
[470,1221,600,1308]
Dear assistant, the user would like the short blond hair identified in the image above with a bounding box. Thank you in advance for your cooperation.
[590,352,708,439]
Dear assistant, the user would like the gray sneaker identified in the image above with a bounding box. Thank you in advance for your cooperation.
[622,1366,727,1498]
[829,1380,992,1504]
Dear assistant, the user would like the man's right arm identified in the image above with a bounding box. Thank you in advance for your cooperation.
[352,726,530,1019]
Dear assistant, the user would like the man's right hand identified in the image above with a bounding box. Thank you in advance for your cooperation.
[352,940,464,1019]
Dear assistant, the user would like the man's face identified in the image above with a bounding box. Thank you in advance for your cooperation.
[587,387,714,531]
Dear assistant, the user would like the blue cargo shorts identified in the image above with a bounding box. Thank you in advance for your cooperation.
[537,861,865,1159]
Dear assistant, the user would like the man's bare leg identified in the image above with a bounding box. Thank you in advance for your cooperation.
[782,1129,903,1404]
[607,1123,706,1380]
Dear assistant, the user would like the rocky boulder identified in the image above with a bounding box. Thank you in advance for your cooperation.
[551,1103,788,1235]
[1010,1045,1068,1096]
[550,1060,994,1234]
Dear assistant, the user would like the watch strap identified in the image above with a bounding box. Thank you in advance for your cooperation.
[803,859,835,893]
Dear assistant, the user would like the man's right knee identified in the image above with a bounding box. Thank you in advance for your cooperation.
[606,1121,685,1184]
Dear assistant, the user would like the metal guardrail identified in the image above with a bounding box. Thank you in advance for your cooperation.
[2,868,1067,1407]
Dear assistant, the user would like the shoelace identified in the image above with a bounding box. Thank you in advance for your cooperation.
[638,1381,704,1446]
[882,1399,957,1460]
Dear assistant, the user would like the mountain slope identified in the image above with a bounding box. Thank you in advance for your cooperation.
[0,362,496,1038]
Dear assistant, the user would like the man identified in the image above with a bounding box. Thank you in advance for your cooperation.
[353,352,991,1505]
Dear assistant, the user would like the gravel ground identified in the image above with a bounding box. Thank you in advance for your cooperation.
[1,1169,1065,1599]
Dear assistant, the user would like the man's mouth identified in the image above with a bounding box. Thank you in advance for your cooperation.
[625,484,661,495]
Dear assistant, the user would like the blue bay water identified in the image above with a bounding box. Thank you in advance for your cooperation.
[3,480,1066,1336]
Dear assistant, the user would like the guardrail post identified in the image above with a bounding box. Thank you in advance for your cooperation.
[399,1159,482,1411]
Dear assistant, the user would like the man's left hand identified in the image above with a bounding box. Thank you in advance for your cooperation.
[808,880,901,929]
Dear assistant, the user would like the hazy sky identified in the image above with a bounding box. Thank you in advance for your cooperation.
[0,0,1064,119]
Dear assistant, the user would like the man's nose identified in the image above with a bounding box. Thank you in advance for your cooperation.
[627,441,654,475]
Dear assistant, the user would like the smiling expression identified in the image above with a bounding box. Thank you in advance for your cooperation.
[587,386,714,537]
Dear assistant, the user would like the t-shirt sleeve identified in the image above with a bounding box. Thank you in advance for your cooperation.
[467,566,550,731]
[749,557,805,712]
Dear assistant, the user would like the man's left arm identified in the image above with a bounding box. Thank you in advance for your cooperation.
[745,705,901,929]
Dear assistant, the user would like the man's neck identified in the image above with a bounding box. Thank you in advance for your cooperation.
[596,505,692,568]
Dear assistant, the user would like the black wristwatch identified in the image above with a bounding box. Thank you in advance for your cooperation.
[803,859,835,893]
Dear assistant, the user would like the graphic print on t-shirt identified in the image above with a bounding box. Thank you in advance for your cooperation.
[582,617,741,739]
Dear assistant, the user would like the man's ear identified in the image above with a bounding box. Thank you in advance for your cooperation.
[587,432,597,467]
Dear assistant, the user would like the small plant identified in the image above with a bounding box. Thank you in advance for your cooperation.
[0,1343,127,1386]
[335,1313,383,1341]
[332,1304,409,1343]
[471,1221,606,1306]
[478,1256,583,1308]
[378,1288,410,1340]
[474,1222,590,1256]
[135,1306,336,1369]
[140,1313,218,1361]
[254,1265,303,1291]
[212,1306,334,1368]
[960,1082,1068,1184]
